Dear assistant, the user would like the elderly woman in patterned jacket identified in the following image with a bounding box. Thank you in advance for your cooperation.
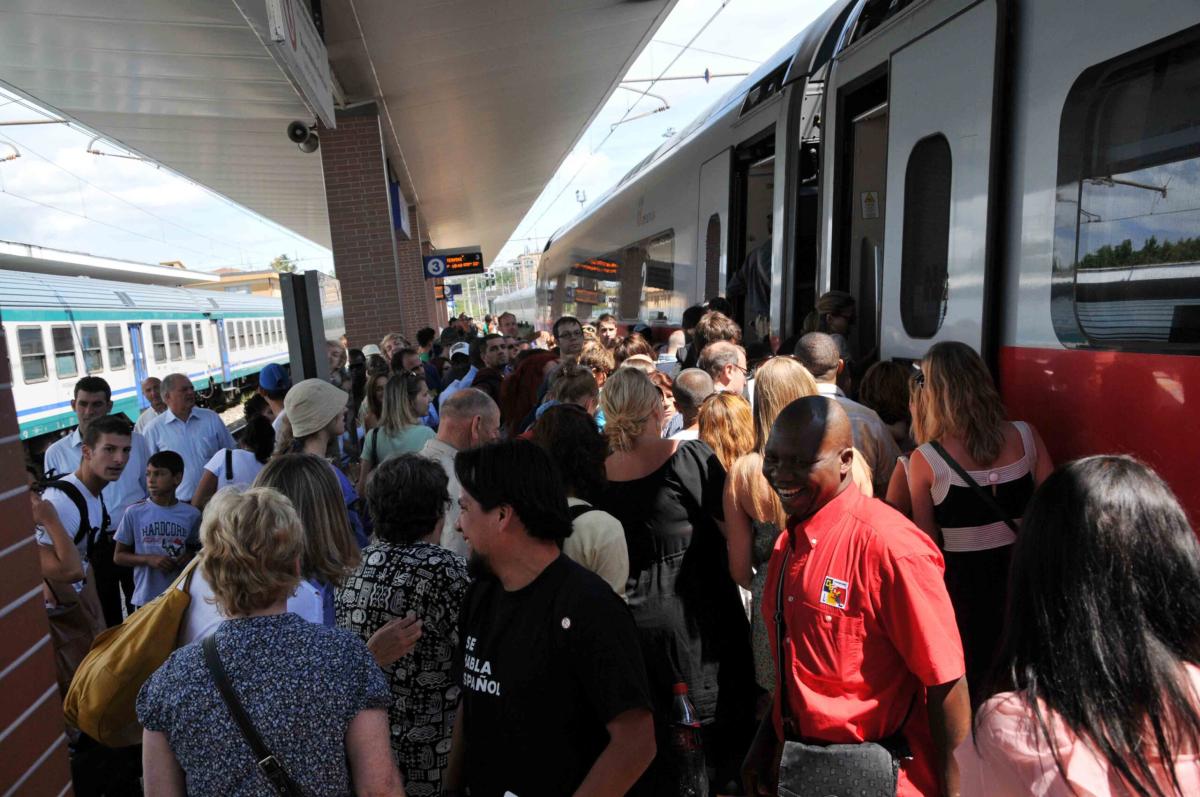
[336,453,471,797]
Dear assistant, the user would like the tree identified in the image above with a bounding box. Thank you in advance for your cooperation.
[270,254,297,273]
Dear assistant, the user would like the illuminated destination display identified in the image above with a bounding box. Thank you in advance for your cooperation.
[423,249,485,279]
[569,257,620,280]
[570,287,604,305]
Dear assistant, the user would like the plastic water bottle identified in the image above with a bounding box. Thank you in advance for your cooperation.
[670,682,709,797]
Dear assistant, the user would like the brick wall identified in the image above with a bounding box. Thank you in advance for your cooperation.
[320,106,438,349]
[0,332,73,795]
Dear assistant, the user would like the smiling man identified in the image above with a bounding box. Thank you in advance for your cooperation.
[744,396,970,797]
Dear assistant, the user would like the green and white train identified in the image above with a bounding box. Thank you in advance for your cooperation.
[1,268,289,445]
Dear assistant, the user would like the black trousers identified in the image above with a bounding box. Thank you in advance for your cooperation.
[92,563,135,628]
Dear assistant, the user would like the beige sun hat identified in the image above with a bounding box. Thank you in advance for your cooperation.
[284,378,347,438]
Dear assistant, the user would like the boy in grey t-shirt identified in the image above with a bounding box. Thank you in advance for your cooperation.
[114,450,201,607]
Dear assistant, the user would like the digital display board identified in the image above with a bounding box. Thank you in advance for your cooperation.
[434,284,446,301]
[569,257,620,281]
[571,288,604,305]
[423,250,485,279]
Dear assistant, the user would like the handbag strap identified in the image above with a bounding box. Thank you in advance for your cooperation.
[202,635,305,797]
[225,448,234,482]
[928,441,1019,534]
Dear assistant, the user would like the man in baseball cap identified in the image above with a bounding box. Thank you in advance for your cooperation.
[258,362,291,433]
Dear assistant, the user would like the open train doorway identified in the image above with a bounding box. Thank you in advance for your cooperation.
[833,74,888,367]
[728,128,776,344]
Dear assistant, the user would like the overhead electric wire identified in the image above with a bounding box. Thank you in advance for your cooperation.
[511,0,734,247]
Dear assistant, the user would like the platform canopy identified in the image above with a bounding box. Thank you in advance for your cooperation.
[0,0,676,260]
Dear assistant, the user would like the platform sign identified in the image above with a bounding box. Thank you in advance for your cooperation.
[445,283,463,296]
[572,287,604,305]
[264,0,336,128]
[423,248,485,280]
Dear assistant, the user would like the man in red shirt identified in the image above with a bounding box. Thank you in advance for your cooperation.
[743,396,970,796]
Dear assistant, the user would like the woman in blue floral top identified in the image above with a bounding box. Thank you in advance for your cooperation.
[337,454,471,797]
[137,487,402,797]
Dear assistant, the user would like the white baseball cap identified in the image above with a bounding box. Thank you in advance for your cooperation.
[449,342,471,358]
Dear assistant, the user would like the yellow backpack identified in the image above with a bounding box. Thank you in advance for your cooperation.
[64,561,199,747]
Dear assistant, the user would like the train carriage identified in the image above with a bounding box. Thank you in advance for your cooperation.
[1,269,288,445]
[540,0,1200,518]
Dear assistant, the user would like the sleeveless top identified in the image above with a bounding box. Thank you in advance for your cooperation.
[918,421,1037,553]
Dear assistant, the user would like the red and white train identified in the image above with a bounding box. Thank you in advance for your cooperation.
[538,0,1200,519]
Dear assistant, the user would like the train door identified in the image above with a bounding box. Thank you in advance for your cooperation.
[833,76,889,362]
[127,323,148,409]
[880,0,1000,360]
[214,318,232,385]
[728,128,776,343]
[697,148,730,300]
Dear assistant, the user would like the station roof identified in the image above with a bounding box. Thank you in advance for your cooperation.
[0,240,214,286]
[0,0,677,262]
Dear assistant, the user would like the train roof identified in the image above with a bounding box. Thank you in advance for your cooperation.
[0,267,283,316]
[544,0,858,249]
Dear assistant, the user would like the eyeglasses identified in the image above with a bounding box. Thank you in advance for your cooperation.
[912,368,926,388]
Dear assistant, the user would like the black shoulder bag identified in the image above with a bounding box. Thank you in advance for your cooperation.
[774,542,914,797]
[202,636,306,797]
[225,448,235,482]
[928,442,1019,534]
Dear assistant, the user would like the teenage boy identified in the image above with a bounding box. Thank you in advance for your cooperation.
[35,414,133,627]
[113,451,201,609]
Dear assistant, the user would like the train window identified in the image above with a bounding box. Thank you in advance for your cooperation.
[80,325,104,373]
[151,324,167,363]
[1053,33,1200,353]
[227,323,237,351]
[182,324,195,359]
[106,325,126,370]
[17,327,47,383]
[255,320,263,346]
[705,215,721,299]
[195,324,204,349]
[167,324,182,361]
[237,321,246,349]
[51,326,78,379]
[900,135,952,338]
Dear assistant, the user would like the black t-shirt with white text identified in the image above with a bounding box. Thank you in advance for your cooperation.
[458,554,652,797]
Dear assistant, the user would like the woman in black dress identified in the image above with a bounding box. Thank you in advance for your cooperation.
[595,367,757,793]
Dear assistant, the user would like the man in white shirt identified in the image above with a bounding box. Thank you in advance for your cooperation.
[143,373,236,502]
[44,376,150,530]
[37,414,134,627]
[418,389,500,556]
[668,369,715,441]
[794,332,901,497]
[133,376,166,433]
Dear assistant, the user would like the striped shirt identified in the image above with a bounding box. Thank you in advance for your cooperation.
[917,422,1036,553]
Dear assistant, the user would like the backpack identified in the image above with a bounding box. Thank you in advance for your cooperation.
[40,476,113,567]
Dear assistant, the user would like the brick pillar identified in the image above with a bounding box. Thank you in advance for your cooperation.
[320,105,437,348]
[0,333,73,794]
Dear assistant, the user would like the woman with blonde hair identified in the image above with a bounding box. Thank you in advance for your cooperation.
[176,452,362,642]
[595,367,755,791]
[908,341,1053,702]
[256,453,362,626]
[720,357,819,693]
[697,392,754,472]
[356,371,435,494]
[139,488,402,797]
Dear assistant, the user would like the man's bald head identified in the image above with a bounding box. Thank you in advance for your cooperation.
[672,368,715,421]
[763,396,855,521]
[439,388,500,449]
[793,332,842,382]
[773,395,853,450]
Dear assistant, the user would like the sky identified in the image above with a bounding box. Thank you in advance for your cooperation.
[0,0,832,277]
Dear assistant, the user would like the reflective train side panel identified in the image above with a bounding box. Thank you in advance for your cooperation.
[540,0,1200,520]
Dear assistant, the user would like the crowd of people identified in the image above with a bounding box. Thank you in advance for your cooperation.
[26,299,1200,797]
